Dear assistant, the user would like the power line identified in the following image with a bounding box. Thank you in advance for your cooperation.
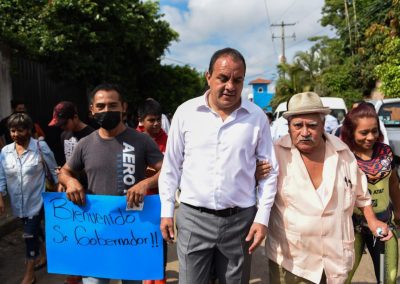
[285,28,331,50]
[263,0,279,59]
[162,57,188,65]
[276,0,297,22]
[251,27,330,69]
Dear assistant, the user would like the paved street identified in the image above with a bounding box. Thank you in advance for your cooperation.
[1,225,399,284]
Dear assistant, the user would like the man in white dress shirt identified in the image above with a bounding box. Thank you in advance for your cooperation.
[158,48,278,283]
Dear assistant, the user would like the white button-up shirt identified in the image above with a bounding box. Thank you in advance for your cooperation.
[159,92,278,226]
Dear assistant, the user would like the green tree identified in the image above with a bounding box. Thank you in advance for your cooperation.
[0,0,45,54]
[374,37,400,98]
[271,62,308,109]
[317,58,363,102]
[0,0,205,111]
[321,0,392,54]
[38,1,178,92]
[367,2,400,97]
[303,0,400,102]
[139,64,206,114]
[272,41,330,108]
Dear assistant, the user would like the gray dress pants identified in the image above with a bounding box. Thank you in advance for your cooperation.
[176,203,257,284]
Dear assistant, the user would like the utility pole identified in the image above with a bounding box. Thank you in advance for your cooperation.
[352,0,359,47]
[344,0,354,55]
[271,21,296,64]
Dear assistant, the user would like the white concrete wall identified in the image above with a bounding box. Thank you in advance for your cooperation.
[0,45,12,119]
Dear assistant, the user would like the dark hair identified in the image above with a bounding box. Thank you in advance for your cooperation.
[138,99,162,120]
[362,88,372,98]
[7,113,33,131]
[341,102,383,151]
[208,47,246,75]
[351,100,365,108]
[362,80,376,98]
[265,111,273,121]
[89,83,124,103]
[10,99,25,110]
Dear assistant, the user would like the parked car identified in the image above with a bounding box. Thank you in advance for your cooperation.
[368,98,400,164]
[273,97,348,121]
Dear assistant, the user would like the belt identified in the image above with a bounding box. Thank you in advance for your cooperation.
[182,202,247,217]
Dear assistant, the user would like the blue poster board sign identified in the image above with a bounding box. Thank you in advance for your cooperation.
[42,192,163,280]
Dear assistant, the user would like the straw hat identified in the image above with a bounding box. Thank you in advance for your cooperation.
[283,92,331,119]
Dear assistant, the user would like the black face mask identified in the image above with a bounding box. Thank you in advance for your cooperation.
[93,111,121,130]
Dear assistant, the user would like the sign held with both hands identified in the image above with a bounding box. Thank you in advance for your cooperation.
[42,192,163,280]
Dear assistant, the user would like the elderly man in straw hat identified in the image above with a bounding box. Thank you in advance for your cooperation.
[264,92,392,283]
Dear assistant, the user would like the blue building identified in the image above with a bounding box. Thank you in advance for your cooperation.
[248,78,274,111]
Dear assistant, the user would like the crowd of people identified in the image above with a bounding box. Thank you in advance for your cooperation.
[0,47,399,284]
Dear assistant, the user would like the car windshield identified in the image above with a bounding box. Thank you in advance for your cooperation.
[378,102,400,127]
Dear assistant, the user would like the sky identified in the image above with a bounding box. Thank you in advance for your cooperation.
[158,0,336,96]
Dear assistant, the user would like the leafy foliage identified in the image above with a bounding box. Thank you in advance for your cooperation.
[0,0,45,55]
[273,0,400,107]
[0,0,204,111]
[374,37,400,98]
[271,62,309,109]
[139,64,206,114]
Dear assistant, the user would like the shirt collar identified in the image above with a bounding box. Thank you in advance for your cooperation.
[136,125,145,132]
[4,137,35,154]
[196,90,252,114]
[277,133,349,152]
[136,125,167,141]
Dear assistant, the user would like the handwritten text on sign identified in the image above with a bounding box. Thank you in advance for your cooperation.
[42,193,163,280]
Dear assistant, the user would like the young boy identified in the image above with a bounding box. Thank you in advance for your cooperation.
[137,99,168,153]
[136,98,167,284]
[137,99,168,196]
